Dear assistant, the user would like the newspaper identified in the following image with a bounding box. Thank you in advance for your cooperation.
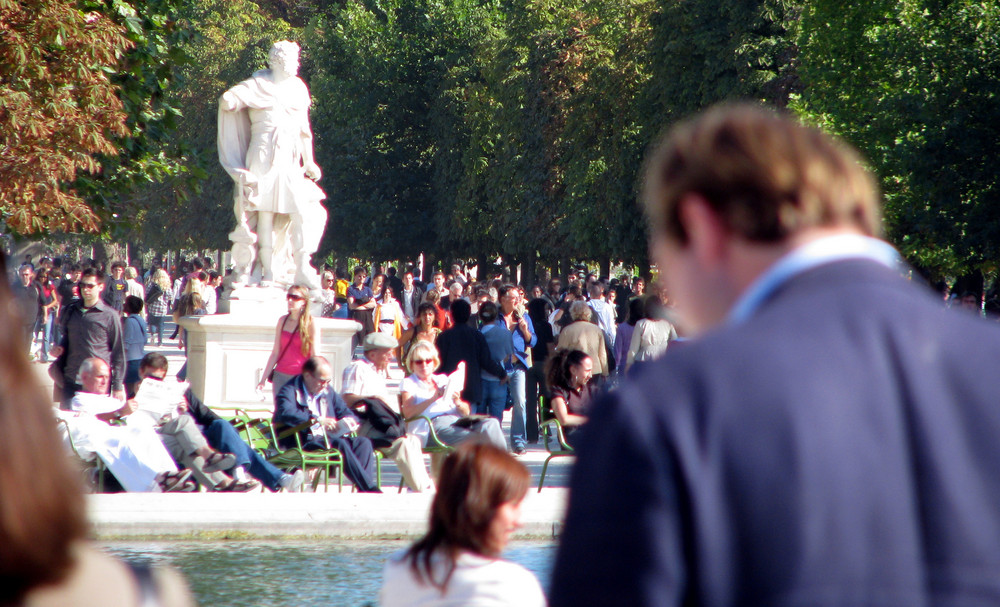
[444,362,465,401]
[131,378,189,424]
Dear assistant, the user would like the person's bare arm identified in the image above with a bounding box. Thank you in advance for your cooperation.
[256,316,286,389]
[552,395,587,427]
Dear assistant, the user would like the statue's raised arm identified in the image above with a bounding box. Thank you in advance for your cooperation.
[218,40,326,291]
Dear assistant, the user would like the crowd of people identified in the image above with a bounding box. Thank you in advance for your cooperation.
[4,245,680,501]
[10,102,1000,606]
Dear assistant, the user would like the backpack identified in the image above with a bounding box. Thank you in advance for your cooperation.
[144,283,162,305]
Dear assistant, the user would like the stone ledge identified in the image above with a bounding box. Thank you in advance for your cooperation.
[87,489,568,540]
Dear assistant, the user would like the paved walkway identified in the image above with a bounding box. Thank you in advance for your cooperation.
[36,322,575,539]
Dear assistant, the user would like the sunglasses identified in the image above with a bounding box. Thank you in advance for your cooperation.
[287,294,305,301]
[412,358,435,365]
[79,282,99,289]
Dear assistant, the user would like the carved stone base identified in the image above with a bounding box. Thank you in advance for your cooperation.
[177,312,361,412]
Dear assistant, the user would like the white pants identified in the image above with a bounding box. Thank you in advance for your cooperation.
[59,412,177,492]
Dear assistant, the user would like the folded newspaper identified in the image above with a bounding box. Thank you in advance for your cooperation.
[444,362,465,400]
[131,379,189,423]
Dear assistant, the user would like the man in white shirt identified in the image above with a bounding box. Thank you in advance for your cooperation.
[341,333,434,491]
[74,357,256,491]
[63,358,189,492]
[587,283,617,348]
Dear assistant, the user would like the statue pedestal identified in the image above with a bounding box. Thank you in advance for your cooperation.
[177,313,361,413]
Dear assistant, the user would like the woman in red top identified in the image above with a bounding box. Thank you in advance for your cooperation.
[423,288,453,331]
[258,285,320,392]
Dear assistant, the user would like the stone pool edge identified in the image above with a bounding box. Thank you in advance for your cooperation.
[87,489,569,540]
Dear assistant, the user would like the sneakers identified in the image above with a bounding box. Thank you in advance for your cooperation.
[513,445,527,455]
[278,470,305,493]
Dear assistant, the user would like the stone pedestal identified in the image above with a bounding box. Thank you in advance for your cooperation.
[177,313,360,412]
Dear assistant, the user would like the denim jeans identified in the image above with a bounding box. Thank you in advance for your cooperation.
[479,379,508,423]
[508,365,528,450]
[34,314,53,361]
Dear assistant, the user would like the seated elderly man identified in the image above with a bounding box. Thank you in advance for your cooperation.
[274,356,382,493]
[341,333,434,492]
[58,358,193,492]
[76,358,258,492]
[139,353,305,493]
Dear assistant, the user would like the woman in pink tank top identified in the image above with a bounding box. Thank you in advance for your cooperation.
[258,285,320,392]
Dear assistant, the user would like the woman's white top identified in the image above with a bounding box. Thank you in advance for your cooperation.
[380,549,547,607]
[400,373,458,446]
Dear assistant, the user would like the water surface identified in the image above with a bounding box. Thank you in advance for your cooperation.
[103,539,556,606]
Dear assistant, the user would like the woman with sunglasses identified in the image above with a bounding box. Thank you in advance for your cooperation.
[258,285,319,393]
[400,340,507,451]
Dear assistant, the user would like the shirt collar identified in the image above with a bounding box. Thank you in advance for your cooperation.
[728,234,902,325]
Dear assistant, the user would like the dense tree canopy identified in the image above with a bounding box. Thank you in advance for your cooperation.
[5,0,1000,281]
[793,0,1000,278]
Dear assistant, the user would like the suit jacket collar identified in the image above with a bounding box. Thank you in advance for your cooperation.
[729,235,901,325]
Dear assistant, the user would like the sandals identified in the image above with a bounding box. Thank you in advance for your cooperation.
[157,470,195,493]
[203,451,237,473]
[218,479,261,492]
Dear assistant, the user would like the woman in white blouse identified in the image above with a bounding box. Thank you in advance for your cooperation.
[380,442,546,606]
[399,340,507,451]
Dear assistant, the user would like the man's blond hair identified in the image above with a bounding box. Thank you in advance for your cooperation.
[642,104,882,244]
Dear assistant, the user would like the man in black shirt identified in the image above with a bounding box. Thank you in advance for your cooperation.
[102,260,128,313]
[10,264,40,354]
[53,267,125,407]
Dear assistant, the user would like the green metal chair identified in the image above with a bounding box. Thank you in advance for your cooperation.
[267,420,348,492]
[249,417,380,493]
[537,396,574,492]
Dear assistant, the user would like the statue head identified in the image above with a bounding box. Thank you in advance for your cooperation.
[269,40,300,79]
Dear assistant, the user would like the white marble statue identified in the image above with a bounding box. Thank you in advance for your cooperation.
[218,40,326,291]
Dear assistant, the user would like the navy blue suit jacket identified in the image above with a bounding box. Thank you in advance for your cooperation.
[551,259,1000,606]
[273,375,358,449]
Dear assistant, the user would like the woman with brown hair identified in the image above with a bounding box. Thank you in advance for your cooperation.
[257,284,320,392]
[398,302,441,372]
[0,251,194,606]
[545,348,597,447]
[422,288,452,331]
[380,442,546,606]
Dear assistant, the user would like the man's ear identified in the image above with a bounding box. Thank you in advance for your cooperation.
[677,194,730,267]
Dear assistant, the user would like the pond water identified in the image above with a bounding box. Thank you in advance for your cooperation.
[102,539,557,607]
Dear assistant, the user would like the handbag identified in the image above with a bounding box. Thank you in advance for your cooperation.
[267,317,300,383]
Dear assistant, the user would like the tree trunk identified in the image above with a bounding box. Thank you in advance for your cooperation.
[599,255,611,281]
[524,251,538,289]
[638,257,651,281]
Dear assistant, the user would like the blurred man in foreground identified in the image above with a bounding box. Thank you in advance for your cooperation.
[551,104,1000,606]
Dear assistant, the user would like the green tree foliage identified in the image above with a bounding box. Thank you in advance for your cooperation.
[644,0,801,123]
[72,0,198,252]
[793,1,1000,277]
[128,0,294,252]
[307,0,503,261]
[307,0,658,271]
[0,0,131,233]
